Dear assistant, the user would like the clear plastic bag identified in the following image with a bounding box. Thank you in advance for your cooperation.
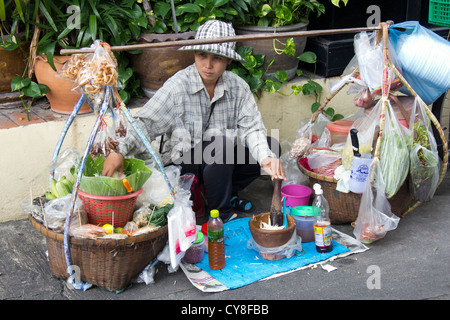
[167,174,197,270]
[354,31,401,95]
[408,98,440,202]
[353,158,400,243]
[342,101,381,169]
[247,231,302,259]
[44,194,87,232]
[289,120,312,160]
[90,121,119,158]
[379,101,410,199]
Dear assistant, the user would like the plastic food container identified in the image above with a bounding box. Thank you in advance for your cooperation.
[281,184,312,209]
[183,231,205,264]
[326,120,353,146]
[290,206,319,243]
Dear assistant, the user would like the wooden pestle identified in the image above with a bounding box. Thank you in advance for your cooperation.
[269,179,283,226]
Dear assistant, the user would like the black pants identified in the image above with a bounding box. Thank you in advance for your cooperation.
[177,135,280,221]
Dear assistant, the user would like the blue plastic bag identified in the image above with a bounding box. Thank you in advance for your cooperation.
[389,21,450,105]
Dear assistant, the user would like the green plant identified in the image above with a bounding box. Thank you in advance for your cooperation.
[0,0,37,50]
[230,0,348,27]
[32,0,148,103]
[10,63,49,121]
[144,0,239,33]
[230,46,343,121]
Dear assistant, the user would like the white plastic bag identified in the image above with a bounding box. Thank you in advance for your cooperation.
[166,174,197,270]
[353,158,400,243]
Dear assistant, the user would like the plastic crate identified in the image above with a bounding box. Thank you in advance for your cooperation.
[429,0,450,27]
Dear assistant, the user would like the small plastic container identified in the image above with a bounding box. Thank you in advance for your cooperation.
[183,231,205,264]
[290,206,319,243]
[326,120,353,146]
[201,223,208,252]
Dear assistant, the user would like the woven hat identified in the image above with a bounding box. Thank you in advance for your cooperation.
[179,20,245,62]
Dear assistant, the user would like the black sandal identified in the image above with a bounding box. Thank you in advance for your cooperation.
[230,196,254,213]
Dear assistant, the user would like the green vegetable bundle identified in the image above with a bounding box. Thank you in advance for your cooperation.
[76,155,152,196]
[408,101,440,202]
[379,104,410,199]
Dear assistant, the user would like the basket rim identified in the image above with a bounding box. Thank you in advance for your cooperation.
[78,188,143,200]
[29,214,167,247]
[297,157,338,183]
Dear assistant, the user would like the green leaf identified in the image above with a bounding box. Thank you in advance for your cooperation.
[325,107,335,118]
[0,0,6,21]
[311,102,321,113]
[176,3,201,14]
[89,14,97,41]
[11,77,31,92]
[283,38,296,57]
[78,155,152,196]
[298,51,317,64]
[38,41,57,71]
[39,1,58,32]
[23,81,45,98]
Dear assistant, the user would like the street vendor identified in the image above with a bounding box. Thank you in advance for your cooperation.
[102,20,285,222]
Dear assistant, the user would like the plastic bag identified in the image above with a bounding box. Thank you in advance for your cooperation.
[379,101,410,198]
[342,101,381,169]
[353,158,400,243]
[137,165,180,209]
[44,194,87,232]
[89,121,119,158]
[289,120,312,159]
[389,21,450,105]
[408,98,440,201]
[247,231,302,259]
[280,145,309,187]
[167,174,197,270]
[60,40,118,110]
[354,31,402,95]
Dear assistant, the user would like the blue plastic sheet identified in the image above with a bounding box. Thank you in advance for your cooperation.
[196,217,350,289]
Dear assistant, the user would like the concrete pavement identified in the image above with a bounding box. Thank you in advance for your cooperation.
[0,172,449,302]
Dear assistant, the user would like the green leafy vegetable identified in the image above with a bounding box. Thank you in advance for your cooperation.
[77,155,151,196]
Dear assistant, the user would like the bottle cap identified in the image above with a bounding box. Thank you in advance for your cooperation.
[313,183,323,195]
[210,209,219,218]
[194,231,204,244]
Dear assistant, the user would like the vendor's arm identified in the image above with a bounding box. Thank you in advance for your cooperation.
[102,151,124,177]
[102,84,179,177]
[261,157,286,181]
[236,82,285,180]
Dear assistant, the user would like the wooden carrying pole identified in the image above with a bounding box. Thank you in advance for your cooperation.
[60,26,381,55]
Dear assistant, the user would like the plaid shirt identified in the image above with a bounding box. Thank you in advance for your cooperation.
[118,64,276,165]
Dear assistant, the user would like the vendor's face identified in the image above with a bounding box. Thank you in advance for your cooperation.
[194,52,231,85]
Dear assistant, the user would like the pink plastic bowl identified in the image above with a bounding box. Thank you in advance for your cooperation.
[281,184,312,207]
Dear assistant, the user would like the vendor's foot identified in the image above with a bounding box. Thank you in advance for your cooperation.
[230,196,254,213]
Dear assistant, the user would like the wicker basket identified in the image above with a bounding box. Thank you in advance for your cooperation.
[78,188,143,228]
[297,159,412,223]
[29,214,168,292]
[296,23,448,223]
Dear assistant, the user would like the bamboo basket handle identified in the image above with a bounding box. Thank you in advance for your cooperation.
[311,67,359,123]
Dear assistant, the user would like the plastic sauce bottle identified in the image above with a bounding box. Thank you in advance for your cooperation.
[312,183,333,253]
[207,209,225,270]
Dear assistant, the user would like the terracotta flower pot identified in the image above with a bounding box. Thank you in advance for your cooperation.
[235,21,309,81]
[248,212,296,260]
[0,43,29,107]
[130,31,196,98]
[35,54,90,115]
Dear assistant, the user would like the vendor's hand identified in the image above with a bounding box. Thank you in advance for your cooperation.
[101,151,124,177]
[261,157,286,181]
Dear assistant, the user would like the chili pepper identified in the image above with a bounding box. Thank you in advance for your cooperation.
[122,178,132,193]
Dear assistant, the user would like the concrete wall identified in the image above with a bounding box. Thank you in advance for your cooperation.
[1,77,448,222]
